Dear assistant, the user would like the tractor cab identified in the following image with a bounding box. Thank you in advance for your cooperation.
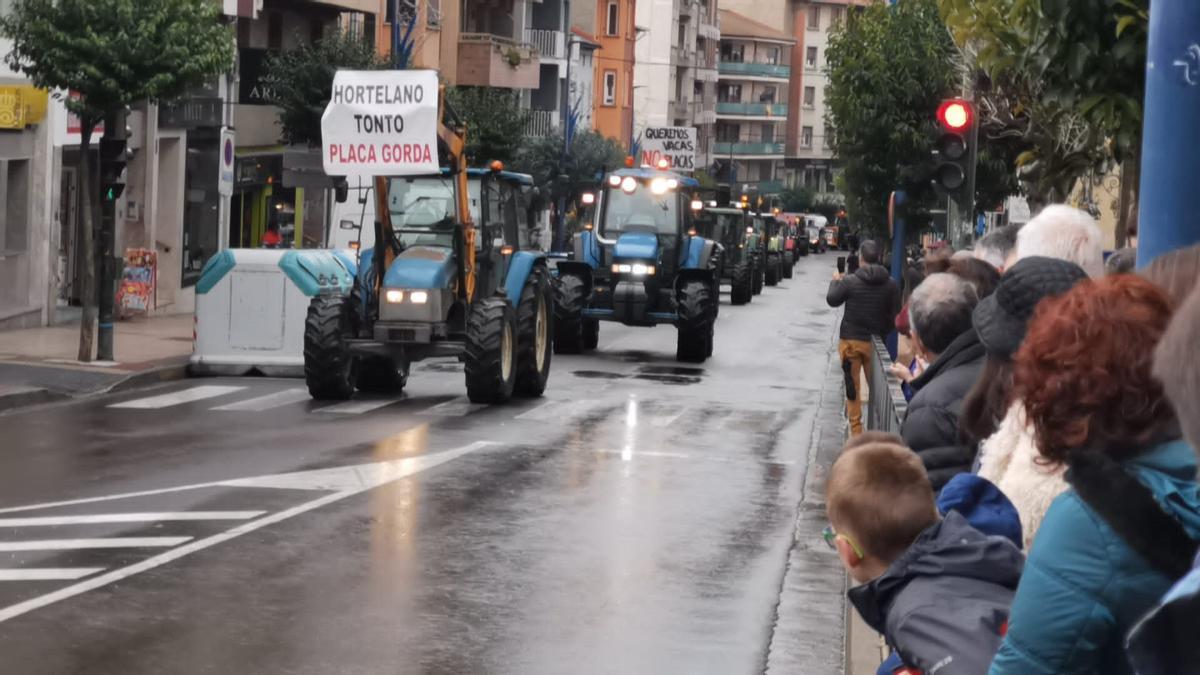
[553,166,720,362]
[804,214,828,253]
[696,206,757,305]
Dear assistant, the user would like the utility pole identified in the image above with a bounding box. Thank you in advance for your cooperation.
[97,107,131,362]
[1136,0,1200,267]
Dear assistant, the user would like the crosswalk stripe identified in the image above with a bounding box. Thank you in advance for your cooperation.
[515,399,595,421]
[0,511,266,527]
[315,397,404,415]
[420,396,486,417]
[0,537,192,551]
[109,385,245,409]
[649,411,686,428]
[211,388,311,411]
[0,568,105,581]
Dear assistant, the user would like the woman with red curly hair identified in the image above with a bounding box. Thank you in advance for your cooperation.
[990,275,1200,675]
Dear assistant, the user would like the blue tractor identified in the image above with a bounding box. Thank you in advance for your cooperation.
[552,167,720,362]
[303,109,553,404]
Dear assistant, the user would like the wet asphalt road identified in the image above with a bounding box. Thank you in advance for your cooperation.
[0,255,846,675]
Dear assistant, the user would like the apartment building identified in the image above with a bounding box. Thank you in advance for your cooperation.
[573,0,637,148]
[631,0,720,167]
[714,9,794,200]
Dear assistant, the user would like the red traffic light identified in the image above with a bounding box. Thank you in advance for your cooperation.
[937,99,973,131]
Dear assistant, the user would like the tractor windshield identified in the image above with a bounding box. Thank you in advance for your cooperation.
[600,183,678,237]
[387,176,458,247]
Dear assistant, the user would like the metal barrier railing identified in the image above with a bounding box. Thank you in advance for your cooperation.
[866,336,907,434]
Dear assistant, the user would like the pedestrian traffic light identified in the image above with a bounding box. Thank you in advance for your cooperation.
[99,137,132,202]
[932,98,975,196]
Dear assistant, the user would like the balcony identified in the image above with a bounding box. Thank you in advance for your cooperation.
[718,62,791,80]
[713,142,786,156]
[692,100,717,125]
[525,29,565,60]
[715,102,789,118]
[526,109,560,137]
[679,0,694,19]
[457,33,540,89]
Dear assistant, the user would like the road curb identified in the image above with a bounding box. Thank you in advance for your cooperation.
[0,387,69,414]
[103,359,191,394]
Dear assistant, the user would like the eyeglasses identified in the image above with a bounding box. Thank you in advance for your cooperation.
[822,524,864,560]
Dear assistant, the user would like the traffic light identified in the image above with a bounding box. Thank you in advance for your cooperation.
[99,137,132,202]
[932,98,975,196]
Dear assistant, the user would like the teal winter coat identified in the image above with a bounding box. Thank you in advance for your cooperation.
[989,440,1200,675]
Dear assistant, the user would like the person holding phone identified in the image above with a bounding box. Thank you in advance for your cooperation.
[827,240,901,435]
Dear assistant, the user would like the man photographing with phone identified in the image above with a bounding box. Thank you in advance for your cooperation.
[827,240,901,436]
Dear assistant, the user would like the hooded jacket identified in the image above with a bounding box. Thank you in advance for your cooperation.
[1125,553,1200,675]
[827,264,902,341]
[989,440,1200,675]
[848,511,1025,675]
[901,329,987,490]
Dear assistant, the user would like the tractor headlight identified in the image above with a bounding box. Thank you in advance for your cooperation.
[380,288,450,322]
[612,262,655,276]
[650,178,669,195]
[409,291,428,304]
[385,289,404,303]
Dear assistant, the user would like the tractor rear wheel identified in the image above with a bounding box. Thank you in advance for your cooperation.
[676,279,714,363]
[730,261,752,305]
[464,297,518,404]
[553,273,586,354]
[752,260,764,295]
[765,256,780,286]
[582,319,599,351]
[356,357,407,393]
[515,268,553,397]
[783,252,794,279]
[303,295,358,400]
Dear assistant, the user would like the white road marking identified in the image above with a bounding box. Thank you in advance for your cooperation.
[420,396,486,417]
[211,388,311,412]
[514,399,592,421]
[0,568,105,581]
[649,411,686,428]
[315,396,404,415]
[109,385,245,409]
[0,511,266,527]
[0,537,192,551]
[0,441,495,623]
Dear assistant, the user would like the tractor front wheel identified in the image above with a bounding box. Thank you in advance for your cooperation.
[515,268,553,397]
[676,279,714,363]
[783,251,794,279]
[553,273,586,354]
[582,319,599,351]
[765,255,780,286]
[752,260,765,295]
[303,295,358,400]
[464,297,518,404]
[730,262,752,305]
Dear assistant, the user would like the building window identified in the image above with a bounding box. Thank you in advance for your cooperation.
[759,86,776,103]
[721,43,744,63]
[606,1,619,36]
[806,46,818,69]
[764,46,779,65]
[761,125,775,143]
[808,6,821,30]
[718,83,742,103]
[716,122,740,142]
[0,159,30,253]
[603,70,617,105]
[803,86,815,108]
[801,126,813,148]
[830,6,845,27]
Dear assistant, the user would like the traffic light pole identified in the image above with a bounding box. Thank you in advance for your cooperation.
[1136,0,1200,267]
[96,108,127,362]
[965,101,978,240]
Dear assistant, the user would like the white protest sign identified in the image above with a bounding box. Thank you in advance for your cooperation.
[639,126,697,171]
[322,69,439,176]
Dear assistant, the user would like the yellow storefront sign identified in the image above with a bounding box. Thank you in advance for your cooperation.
[0,85,49,129]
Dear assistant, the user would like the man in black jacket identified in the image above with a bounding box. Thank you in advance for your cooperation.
[900,272,985,489]
[827,239,901,435]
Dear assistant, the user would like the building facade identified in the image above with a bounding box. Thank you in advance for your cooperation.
[574,0,637,148]
[631,0,719,167]
[715,9,794,200]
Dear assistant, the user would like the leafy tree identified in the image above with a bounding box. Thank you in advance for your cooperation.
[264,28,389,146]
[446,87,530,165]
[779,186,815,213]
[511,129,626,198]
[939,0,1148,237]
[0,0,234,361]
[824,0,960,234]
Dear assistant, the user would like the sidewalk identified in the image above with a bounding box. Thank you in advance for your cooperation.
[0,314,193,412]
